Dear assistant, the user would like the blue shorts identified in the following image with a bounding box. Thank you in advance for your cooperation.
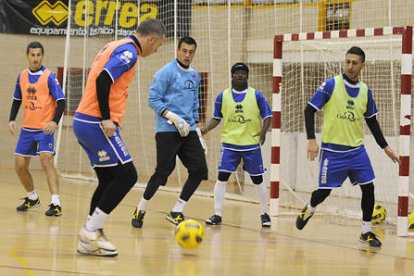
[15,128,55,156]
[218,147,264,176]
[73,113,132,168]
[318,146,375,189]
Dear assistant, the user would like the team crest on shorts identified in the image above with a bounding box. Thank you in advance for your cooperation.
[98,150,110,162]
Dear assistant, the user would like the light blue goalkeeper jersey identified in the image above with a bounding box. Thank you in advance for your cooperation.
[148,59,200,133]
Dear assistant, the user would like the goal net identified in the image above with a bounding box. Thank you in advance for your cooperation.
[273,26,414,236]
[55,1,276,203]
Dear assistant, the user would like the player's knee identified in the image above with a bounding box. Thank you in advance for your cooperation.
[250,175,263,185]
[218,172,231,182]
[189,165,208,181]
[118,162,138,188]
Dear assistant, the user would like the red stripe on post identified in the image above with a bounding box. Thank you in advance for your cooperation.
[270,181,279,198]
[292,33,299,41]
[399,156,410,176]
[400,125,411,136]
[273,76,282,93]
[374,28,383,36]
[273,39,283,59]
[401,75,412,94]
[356,29,365,37]
[307,32,315,40]
[271,147,280,164]
[393,26,405,35]
[272,111,281,128]
[339,30,348,37]
[402,26,413,54]
[398,196,409,216]
[323,31,331,39]
[275,34,284,42]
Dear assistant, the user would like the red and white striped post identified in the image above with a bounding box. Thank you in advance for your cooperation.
[397,26,412,237]
[270,36,283,216]
[271,27,412,233]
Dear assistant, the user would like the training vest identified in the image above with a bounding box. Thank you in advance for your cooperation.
[321,75,368,147]
[221,87,261,145]
[19,68,55,129]
[77,38,140,123]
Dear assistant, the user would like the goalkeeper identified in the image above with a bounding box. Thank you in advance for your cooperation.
[295,46,400,247]
[131,36,208,228]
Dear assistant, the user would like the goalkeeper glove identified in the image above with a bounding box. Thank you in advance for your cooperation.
[196,127,208,154]
[165,111,190,137]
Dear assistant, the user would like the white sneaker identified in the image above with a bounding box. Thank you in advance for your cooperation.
[77,227,118,257]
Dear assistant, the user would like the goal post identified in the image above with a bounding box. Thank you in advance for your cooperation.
[271,26,413,237]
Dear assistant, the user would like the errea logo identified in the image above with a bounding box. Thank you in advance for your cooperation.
[98,150,110,162]
[32,0,68,26]
[120,51,133,64]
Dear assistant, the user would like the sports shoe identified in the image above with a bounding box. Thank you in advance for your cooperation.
[296,204,314,230]
[205,214,222,225]
[45,204,63,216]
[77,227,118,257]
[16,197,40,211]
[360,231,382,247]
[166,211,185,225]
[131,208,146,228]
[261,213,272,227]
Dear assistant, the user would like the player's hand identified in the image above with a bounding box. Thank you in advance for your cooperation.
[101,119,117,137]
[196,127,208,154]
[165,111,190,137]
[9,121,16,135]
[307,139,319,161]
[43,121,58,135]
[384,146,400,164]
[254,131,266,145]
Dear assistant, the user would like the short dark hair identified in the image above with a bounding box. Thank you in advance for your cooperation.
[27,41,44,54]
[346,46,365,63]
[137,18,166,37]
[178,36,197,49]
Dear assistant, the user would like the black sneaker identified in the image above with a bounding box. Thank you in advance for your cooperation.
[16,197,40,211]
[205,214,222,225]
[131,208,146,228]
[296,205,314,230]
[261,213,272,227]
[360,231,382,247]
[166,211,185,225]
[45,204,63,216]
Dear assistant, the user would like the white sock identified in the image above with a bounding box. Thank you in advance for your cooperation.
[172,198,187,213]
[51,194,60,206]
[214,180,227,216]
[255,182,269,215]
[362,220,372,234]
[28,190,38,200]
[85,207,108,231]
[137,198,149,212]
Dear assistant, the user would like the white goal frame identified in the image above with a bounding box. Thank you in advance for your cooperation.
[271,26,413,237]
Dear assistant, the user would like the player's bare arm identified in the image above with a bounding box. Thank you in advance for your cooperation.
[9,121,16,135]
[307,139,319,161]
[384,146,400,164]
[201,118,220,135]
[43,121,57,135]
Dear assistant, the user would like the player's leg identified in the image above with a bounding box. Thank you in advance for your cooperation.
[132,132,180,228]
[205,172,230,225]
[296,149,347,230]
[165,132,208,225]
[349,147,380,247]
[243,148,271,227]
[38,132,62,216]
[206,148,240,225]
[14,129,39,211]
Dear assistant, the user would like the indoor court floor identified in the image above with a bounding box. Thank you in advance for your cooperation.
[1,168,414,275]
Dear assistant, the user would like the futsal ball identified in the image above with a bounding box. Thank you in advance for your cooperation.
[372,204,387,224]
[175,219,204,249]
[408,213,414,230]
